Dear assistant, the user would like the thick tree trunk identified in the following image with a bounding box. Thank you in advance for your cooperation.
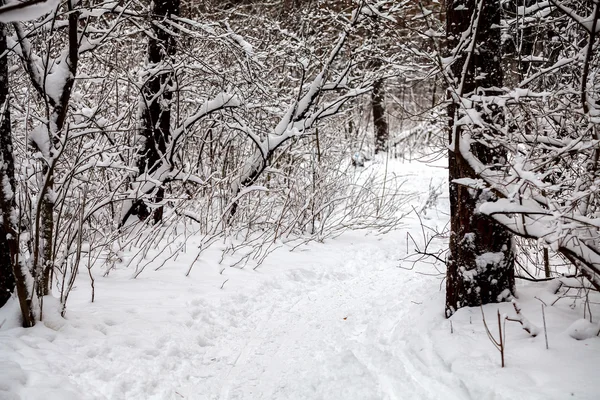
[445,0,515,317]
[130,0,180,225]
[0,23,35,325]
[372,79,388,154]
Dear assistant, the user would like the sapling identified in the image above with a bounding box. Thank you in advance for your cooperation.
[482,301,541,367]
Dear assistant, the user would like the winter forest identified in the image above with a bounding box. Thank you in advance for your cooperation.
[0,0,599,398]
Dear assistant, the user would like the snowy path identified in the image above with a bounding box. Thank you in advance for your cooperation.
[2,227,461,400]
[209,238,462,400]
[138,236,458,399]
[70,231,457,400]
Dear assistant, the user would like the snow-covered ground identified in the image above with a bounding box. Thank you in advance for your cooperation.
[1,158,599,400]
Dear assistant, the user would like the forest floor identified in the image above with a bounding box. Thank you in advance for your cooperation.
[1,157,599,400]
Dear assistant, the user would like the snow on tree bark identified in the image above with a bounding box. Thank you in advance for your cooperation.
[128,0,180,225]
[445,0,515,317]
[8,0,81,315]
[0,21,13,308]
[372,77,388,154]
[0,22,34,325]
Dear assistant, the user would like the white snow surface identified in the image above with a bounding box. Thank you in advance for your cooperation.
[1,159,599,400]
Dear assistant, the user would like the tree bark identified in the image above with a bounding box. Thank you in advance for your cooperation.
[38,2,79,297]
[372,78,388,154]
[0,21,13,308]
[445,0,515,317]
[0,22,34,326]
[129,0,180,225]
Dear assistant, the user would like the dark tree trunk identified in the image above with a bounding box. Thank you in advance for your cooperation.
[39,176,54,297]
[0,23,34,325]
[130,0,180,225]
[0,22,13,308]
[445,0,515,317]
[372,78,388,154]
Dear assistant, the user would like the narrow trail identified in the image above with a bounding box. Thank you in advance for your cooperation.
[206,236,465,400]
[31,226,463,400]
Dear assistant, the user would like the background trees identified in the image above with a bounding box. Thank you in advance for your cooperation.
[1,0,413,326]
[0,0,597,329]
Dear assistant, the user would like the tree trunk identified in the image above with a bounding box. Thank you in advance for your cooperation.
[372,78,388,154]
[0,21,14,308]
[128,0,180,225]
[37,3,79,298]
[445,0,515,317]
[0,22,35,326]
[39,178,54,296]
